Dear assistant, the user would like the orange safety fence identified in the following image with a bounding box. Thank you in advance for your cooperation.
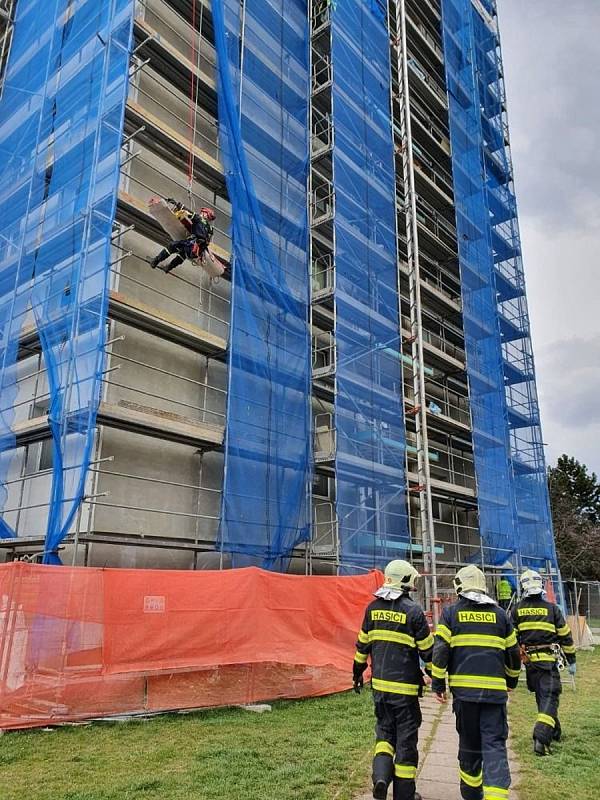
[0,562,382,730]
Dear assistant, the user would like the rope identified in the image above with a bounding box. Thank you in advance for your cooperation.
[187,0,203,206]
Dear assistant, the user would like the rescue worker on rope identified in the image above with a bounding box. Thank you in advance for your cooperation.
[151,200,216,273]
[496,575,513,610]
[431,565,521,800]
[512,569,576,756]
[353,560,434,800]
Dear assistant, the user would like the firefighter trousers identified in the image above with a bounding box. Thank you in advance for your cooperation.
[373,698,421,800]
[525,664,562,745]
[453,699,510,800]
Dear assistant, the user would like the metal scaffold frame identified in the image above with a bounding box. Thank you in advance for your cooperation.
[391,0,439,620]
[308,0,339,572]
[0,0,559,596]
[0,0,15,98]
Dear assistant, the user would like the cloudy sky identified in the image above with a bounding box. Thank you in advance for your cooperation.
[498,0,600,474]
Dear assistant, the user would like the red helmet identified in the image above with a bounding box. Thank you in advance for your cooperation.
[200,207,216,221]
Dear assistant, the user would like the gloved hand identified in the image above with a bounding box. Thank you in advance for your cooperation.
[568,662,577,677]
[353,662,366,694]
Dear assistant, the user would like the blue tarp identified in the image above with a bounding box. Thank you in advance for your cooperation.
[214,0,312,568]
[331,0,410,570]
[441,0,557,569]
[0,0,134,561]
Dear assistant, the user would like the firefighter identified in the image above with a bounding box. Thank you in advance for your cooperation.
[431,565,521,800]
[353,560,434,800]
[495,575,513,610]
[512,569,576,756]
[151,201,216,273]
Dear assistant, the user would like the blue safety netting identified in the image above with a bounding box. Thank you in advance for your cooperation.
[214,0,312,568]
[441,0,557,569]
[0,0,134,562]
[331,0,409,571]
[472,3,556,569]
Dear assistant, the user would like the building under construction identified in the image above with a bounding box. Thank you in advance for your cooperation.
[0,0,558,611]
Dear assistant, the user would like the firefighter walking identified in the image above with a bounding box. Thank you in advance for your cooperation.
[431,565,521,800]
[353,560,434,800]
[512,569,576,755]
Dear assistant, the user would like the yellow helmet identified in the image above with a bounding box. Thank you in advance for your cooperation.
[453,565,487,595]
[383,560,420,592]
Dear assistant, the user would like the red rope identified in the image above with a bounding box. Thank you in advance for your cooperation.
[188,0,197,188]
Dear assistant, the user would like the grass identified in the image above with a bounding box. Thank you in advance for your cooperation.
[509,649,600,800]
[0,690,375,800]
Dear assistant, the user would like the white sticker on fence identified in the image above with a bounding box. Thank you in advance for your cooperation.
[143,596,166,613]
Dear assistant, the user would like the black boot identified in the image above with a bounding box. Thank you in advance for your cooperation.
[373,780,387,800]
[372,752,393,800]
[151,248,169,269]
[161,255,184,273]
[533,738,548,756]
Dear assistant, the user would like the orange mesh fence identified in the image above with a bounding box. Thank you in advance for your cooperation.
[0,562,381,729]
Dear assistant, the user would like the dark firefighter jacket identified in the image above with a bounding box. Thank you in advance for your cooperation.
[189,215,213,243]
[354,594,434,704]
[511,596,576,668]
[175,206,213,244]
[431,597,521,703]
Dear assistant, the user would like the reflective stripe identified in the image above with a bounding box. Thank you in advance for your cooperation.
[436,624,451,643]
[528,652,555,663]
[425,661,433,672]
[448,674,507,691]
[504,631,517,648]
[374,740,395,757]
[450,634,505,649]
[537,713,555,728]
[394,764,417,779]
[562,645,576,654]
[505,665,521,678]
[417,633,434,651]
[517,621,556,633]
[354,651,368,664]
[358,629,369,644]
[483,788,509,800]
[431,664,446,679]
[556,624,570,637]
[460,769,483,788]
[369,629,416,648]
[371,678,420,696]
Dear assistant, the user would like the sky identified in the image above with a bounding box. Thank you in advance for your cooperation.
[498,0,600,474]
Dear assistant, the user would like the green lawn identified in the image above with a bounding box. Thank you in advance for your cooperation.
[509,649,600,800]
[0,691,375,800]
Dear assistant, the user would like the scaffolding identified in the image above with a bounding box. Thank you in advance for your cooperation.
[0,0,559,605]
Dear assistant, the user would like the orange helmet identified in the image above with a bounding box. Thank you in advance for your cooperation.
[200,207,216,221]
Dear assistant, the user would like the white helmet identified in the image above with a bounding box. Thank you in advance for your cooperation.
[520,569,544,597]
[454,565,487,595]
[383,560,420,592]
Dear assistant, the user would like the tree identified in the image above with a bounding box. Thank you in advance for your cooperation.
[548,454,600,581]
[549,454,600,524]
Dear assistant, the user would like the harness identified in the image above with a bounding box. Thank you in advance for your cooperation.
[520,642,566,670]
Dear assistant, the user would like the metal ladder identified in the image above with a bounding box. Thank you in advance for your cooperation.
[389,0,439,622]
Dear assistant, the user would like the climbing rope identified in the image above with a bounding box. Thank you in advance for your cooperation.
[187,0,203,206]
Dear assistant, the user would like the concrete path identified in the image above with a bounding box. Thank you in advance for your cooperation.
[355,695,520,800]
